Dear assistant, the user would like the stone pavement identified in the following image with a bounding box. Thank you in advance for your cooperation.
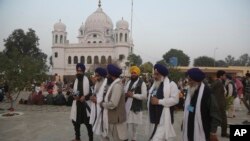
[0,92,249,141]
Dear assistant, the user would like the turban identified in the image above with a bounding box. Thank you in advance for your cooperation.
[130,66,141,75]
[76,63,86,72]
[95,67,107,77]
[107,64,122,77]
[186,68,205,82]
[154,64,168,76]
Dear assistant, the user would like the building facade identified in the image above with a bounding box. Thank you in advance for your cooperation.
[51,3,133,80]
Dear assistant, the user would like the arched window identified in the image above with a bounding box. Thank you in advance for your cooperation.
[108,56,112,64]
[60,35,63,43]
[88,41,91,43]
[101,56,106,64]
[80,30,83,35]
[54,52,58,58]
[68,56,71,64]
[87,56,92,64]
[64,36,66,42]
[99,41,102,43]
[94,56,99,64]
[55,35,58,43]
[93,41,96,43]
[119,54,125,61]
[119,33,123,42]
[116,33,118,42]
[125,33,128,42]
[74,56,78,64]
[80,56,85,64]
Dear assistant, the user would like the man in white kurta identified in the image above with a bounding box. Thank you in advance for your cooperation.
[125,66,147,141]
[101,64,128,141]
[148,64,179,141]
[89,67,108,140]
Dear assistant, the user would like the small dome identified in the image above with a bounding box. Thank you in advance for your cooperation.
[116,18,129,29]
[85,8,113,33]
[54,20,66,31]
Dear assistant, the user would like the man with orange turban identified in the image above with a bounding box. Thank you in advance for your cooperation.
[125,66,147,141]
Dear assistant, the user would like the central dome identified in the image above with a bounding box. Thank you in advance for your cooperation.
[84,7,113,33]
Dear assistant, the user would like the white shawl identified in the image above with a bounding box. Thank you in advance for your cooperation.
[70,76,90,121]
[89,78,107,135]
[182,82,206,141]
[147,77,177,140]
[102,78,121,137]
[124,79,139,116]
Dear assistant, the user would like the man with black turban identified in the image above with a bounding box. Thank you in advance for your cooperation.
[148,64,179,141]
[182,68,221,141]
[70,63,93,141]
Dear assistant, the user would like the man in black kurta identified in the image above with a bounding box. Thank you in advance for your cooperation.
[182,68,221,141]
[70,63,93,141]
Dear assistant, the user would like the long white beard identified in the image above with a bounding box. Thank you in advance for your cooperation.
[154,80,162,89]
[188,84,199,97]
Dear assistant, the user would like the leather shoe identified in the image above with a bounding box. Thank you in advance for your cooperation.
[221,133,229,138]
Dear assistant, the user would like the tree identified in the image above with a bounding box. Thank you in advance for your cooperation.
[193,56,214,67]
[225,55,235,66]
[236,53,250,66]
[163,49,190,66]
[140,62,153,74]
[127,53,142,66]
[0,29,49,95]
[215,60,227,67]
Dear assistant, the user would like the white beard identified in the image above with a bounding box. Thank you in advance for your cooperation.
[154,80,162,89]
[188,84,199,97]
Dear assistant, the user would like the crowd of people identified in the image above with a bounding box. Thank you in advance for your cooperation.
[2,62,250,141]
[67,62,250,141]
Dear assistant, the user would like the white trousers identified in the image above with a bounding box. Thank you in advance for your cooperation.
[128,123,138,140]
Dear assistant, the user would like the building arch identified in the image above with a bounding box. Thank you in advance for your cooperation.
[119,33,123,42]
[125,33,128,42]
[87,56,92,64]
[55,35,58,43]
[80,56,85,64]
[108,56,112,64]
[60,35,63,43]
[74,56,78,64]
[68,56,71,64]
[101,56,106,64]
[94,56,99,64]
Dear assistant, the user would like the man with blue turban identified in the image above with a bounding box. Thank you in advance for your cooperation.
[70,63,93,141]
[148,63,179,141]
[89,67,108,140]
[101,64,128,141]
[125,66,147,141]
[182,68,221,141]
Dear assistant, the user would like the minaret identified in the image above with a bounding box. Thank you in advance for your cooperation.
[52,19,67,45]
[52,19,66,77]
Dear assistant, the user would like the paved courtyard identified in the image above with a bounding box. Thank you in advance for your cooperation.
[0,92,249,141]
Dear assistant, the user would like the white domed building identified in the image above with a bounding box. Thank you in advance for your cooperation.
[51,2,133,80]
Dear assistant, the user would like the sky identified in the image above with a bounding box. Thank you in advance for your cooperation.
[0,0,250,65]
